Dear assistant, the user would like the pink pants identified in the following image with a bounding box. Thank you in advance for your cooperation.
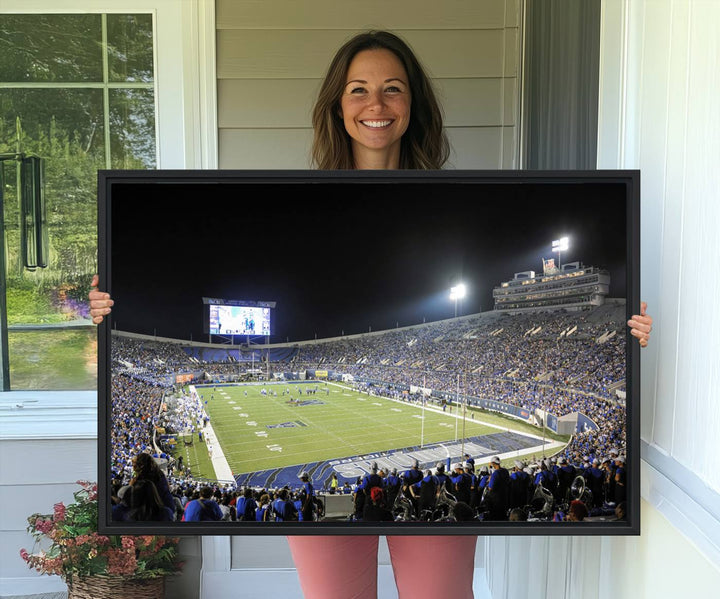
[287,535,477,598]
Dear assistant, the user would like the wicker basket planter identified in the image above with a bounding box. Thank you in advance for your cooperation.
[67,575,165,599]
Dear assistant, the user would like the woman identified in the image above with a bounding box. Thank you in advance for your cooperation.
[127,478,175,522]
[310,31,448,171]
[130,451,176,518]
[90,29,653,599]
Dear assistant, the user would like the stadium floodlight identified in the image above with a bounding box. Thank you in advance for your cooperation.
[552,237,570,270]
[450,283,467,317]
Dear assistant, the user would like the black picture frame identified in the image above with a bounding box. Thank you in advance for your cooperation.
[97,169,640,536]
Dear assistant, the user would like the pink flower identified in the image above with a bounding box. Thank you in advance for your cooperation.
[19,549,29,562]
[136,535,156,548]
[121,536,135,550]
[43,557,64,576]
[107,548,137,576]
[53,503,66,522]
[34,518,54,535]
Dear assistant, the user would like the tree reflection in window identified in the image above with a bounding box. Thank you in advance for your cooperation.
[0,13,156,390]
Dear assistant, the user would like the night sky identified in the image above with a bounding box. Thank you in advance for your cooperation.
[105,172,630,343]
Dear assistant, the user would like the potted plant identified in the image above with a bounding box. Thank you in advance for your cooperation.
[20,480,183,599]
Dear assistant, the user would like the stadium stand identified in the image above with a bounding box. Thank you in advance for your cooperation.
[109,302,627,523]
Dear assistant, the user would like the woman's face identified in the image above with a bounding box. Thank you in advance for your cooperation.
[340,48,411,166]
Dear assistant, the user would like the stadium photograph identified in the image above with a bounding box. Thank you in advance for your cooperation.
[102,172,634,532]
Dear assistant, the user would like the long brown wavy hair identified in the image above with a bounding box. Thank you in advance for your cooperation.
[311,30,449,170]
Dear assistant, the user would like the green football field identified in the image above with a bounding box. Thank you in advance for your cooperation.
[197,382,503,475]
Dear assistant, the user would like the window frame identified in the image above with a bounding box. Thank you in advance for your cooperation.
[0,1,216,398]
[2,0,218,170]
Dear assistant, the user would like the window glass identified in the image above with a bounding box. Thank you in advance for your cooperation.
[0,14,103,82]
[107,14,154,83]
[109,89,156,169]
[0,13,155,390]
[8,330,98,390]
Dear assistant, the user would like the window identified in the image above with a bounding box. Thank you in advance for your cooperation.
[0,13,156,390]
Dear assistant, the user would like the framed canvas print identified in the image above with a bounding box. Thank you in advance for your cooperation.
[97,169,640,535]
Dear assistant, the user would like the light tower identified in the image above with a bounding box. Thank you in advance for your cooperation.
[450,283,466,317]
[552,237,569,271]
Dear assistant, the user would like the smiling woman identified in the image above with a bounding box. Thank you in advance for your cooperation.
[310,30,448,170]
[339,48,412,169]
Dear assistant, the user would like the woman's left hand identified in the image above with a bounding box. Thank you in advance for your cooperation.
[628,301,652,347]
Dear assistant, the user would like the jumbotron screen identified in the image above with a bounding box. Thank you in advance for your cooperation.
[209,304,271,336]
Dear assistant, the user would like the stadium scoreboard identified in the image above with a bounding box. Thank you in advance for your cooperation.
[202,297,276,337]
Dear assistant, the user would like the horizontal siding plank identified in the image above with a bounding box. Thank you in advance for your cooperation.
[217,30,508,79]
[0,439,96,485]
[218,79,320,128]
[218,78,516,128]
[440,79,515,126]
[219,129,314,169]
[0,482,86,530]
[217,1,510,30]
[2,531,67,580]
[446,127,506,169]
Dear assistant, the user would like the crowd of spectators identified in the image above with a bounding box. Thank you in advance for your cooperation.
[110,449,625,523]
[110,373,166,480]
[285,309,625,398]
[111,474,327,523]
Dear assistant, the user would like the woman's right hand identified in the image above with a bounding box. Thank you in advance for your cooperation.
[89,274,114,324]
